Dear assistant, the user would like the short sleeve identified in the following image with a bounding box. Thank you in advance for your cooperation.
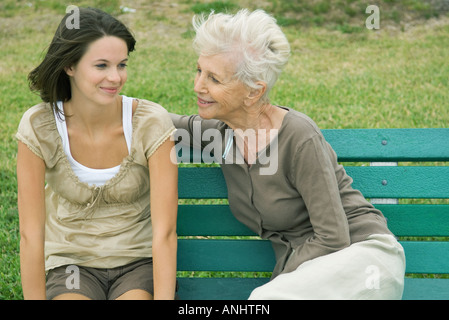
[16,103,60,165]
[133,99,176,160]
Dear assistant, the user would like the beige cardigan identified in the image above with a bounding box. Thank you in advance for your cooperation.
[17,97,175,271]
[171,108,393,278]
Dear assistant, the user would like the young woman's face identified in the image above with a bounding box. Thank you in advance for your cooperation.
[66,36,128,105]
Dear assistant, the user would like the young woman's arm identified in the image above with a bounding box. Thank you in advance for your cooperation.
[17,141,47,299]
[148,138,178,300]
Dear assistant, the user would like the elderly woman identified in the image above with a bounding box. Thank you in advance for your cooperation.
[171,9,405,299]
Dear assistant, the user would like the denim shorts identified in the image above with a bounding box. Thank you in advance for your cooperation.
[46,258,154,300]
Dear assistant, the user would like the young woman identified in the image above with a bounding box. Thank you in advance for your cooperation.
[16,7,178,300]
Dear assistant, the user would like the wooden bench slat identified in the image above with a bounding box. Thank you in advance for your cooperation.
[177,204,449,237]
[378,204,449,237]
[176,129,449,163]
[402,278,449,300]
[322,128,449,162]
[176,277,449,300]
[177,239,449,274]
[347,166,449,198]
[177,205,256,236]
[178,239,275,272]
[177,278,269,300]
[401,241,449,274]
[179,166,449,199]
[179,167,227,199]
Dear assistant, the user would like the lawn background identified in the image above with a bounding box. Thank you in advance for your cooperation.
[1,0,448,299]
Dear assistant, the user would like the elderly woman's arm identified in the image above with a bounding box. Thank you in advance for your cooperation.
[289,133,352,267]
[170,113,225,148]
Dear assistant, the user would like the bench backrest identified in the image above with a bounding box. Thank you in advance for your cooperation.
[176,128,449,282]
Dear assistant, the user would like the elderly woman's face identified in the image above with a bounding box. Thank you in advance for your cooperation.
[194,53,250,122]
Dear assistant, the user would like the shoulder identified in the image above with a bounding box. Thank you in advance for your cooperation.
[281,107,323,146]
[133,98,174,126]
[131,98,176,158]
[18,102,53,127]
[16,101,58,161]
[135,98,170,116]
[17,101,55,138]
[132,97,174,126]
[132,98,174,129]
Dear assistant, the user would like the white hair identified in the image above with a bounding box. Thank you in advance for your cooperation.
[192,9,291,102]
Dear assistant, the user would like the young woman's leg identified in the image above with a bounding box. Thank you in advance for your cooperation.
[115,289,153,300]
[52,293,91,300]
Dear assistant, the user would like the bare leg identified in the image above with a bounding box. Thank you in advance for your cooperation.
[115,289,153,300]
[52,293,91,300]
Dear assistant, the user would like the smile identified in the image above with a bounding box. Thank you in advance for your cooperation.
[101,87,119,94]
[197,97,215,106]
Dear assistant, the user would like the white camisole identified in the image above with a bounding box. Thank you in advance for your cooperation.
[54,96,133,186]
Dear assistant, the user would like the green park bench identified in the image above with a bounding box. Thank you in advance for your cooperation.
[175,128,449,300]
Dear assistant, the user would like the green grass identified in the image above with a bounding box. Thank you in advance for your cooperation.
[190,0,238,14]
[1,0,448,299]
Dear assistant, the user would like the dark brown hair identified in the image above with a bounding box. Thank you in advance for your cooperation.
[28,7,136,115]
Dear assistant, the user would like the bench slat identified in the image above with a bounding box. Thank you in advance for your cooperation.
[178,239,275,272]
[401,241,449,274]
[177,205,255,236]
[179,166,449,199]
[177,278,269,300]
[177,204,449,237]
[179,167,226,199]
[322,128,449,162]
[347,166,449,198]
[176,277,449,300]
[402,278,449,300]
[378,204,449,237]
[176,129,449,163]
[177,239,449,274]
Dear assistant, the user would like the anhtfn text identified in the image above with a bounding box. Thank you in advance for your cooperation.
[178,304,270,317]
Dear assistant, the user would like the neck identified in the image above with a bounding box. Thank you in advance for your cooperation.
[224,102,286,164]
[64,95,122,136]
[225,101,276,132]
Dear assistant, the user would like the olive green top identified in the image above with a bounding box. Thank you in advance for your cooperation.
[171,108,392,278]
